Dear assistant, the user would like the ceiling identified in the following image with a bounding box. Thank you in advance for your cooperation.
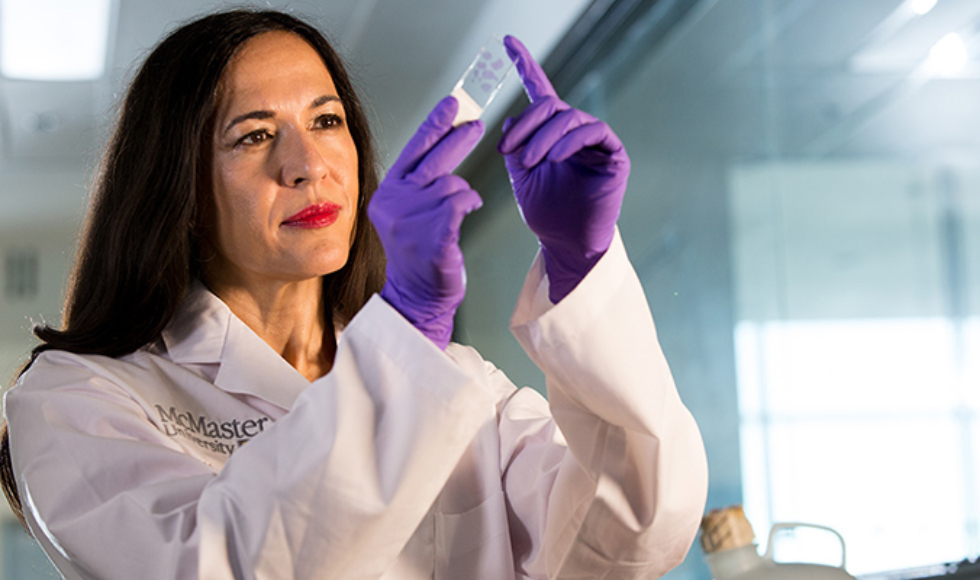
[610,0,980,162]
[0,0,590,228]
[5,0,980,231]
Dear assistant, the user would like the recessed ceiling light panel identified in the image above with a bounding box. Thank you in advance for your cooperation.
[926,32,969,76]
[0,0,113,81]
[908,0,938,16]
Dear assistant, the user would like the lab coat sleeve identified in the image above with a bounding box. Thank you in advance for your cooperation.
[503,229,708,578]
[5,295,496,580]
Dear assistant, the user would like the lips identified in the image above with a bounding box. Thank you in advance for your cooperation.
[282,202,341,229]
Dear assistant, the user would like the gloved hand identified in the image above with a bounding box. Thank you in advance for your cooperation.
[368,96,484,350]
[498,35,630,303]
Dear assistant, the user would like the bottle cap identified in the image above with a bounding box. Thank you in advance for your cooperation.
[700,505,757,553]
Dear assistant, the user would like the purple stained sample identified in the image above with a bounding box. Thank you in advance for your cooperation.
[452,35,515,118]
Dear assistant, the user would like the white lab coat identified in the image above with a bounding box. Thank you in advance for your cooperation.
[5,231,708,580]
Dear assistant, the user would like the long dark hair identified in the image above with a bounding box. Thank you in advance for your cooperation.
[0,9,386,527]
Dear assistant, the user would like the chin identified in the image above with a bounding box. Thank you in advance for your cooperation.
[274,244,351,281]
[305,255,351,279]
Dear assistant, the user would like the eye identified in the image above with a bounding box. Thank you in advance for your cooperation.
[313,113,345,130]
[236,128,274,147]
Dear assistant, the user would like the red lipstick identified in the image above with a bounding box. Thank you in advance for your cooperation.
[282,202,341,229]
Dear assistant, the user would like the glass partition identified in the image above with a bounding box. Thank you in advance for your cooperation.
[459,0,980,576]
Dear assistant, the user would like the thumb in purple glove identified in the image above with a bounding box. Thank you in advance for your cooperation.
[368,96,484,349]
[497,35,630,303]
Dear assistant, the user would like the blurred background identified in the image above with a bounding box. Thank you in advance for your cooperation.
[2,0,979,578]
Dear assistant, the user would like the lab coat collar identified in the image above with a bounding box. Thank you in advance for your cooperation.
[161,281,228,365]
[160,281,310,411]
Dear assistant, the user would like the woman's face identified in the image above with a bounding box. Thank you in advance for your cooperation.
[207,31,359,288]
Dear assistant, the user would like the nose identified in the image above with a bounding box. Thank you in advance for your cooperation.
[278,128,328,187]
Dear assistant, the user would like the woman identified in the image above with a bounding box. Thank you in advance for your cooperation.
[1,8,707,580]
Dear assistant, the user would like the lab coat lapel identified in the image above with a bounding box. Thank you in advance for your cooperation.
[212,313,310,410]
[162,283,309,411]
[161,283,228,365]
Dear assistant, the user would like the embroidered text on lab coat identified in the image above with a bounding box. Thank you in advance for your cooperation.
[155,404,272,455]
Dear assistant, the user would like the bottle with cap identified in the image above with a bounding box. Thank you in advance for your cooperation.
[700,506,858,580]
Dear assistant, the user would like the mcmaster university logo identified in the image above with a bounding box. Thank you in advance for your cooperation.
[155,405,272,456]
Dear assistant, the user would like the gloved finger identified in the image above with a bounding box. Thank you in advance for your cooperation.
[433,181,483,234]
[518,108,596,167]
[504,35,558,104]
[388,96,458,179]
[368,176,476,236]
[412,174,481,215]
[497,95,568,155]
[547,120,628,164]
[406,119,485,186]
[430,174,479,202]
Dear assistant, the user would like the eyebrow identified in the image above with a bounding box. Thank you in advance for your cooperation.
[222,95,342,135]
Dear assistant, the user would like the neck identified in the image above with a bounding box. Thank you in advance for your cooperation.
[205,275,334,382]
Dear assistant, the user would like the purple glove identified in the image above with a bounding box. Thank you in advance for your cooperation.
[498,36,630,303]
[368,96,484,349]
